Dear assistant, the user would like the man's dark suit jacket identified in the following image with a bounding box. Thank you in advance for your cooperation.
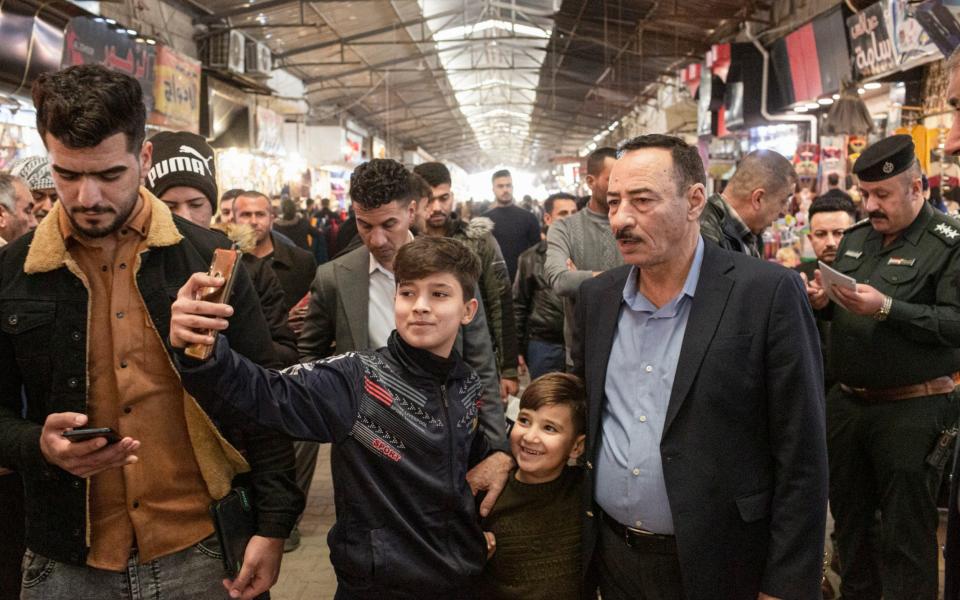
[573,239,828,600]
[266,230,317,313]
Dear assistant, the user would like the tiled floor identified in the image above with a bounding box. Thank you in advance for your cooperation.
[272,444,337,600]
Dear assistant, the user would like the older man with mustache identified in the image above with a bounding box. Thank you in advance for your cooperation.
[573,134,827,600]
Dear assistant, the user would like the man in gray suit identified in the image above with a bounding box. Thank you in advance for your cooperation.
[293,160,509,544]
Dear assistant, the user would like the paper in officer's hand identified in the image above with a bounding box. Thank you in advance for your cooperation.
[818,260,856,309]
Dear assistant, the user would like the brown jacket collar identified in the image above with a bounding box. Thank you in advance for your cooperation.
[24,187,183,275]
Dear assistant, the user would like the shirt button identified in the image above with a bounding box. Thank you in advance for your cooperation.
[645,365,653,373]
[586,510,594,518]
[635,521,643,528]
[6,315,16,326]
[632,467,640,476]
[73,528,81,537]
[639,415,647,423]
[120,360,128,369]
[72,480,81,489]
[119,263,127,270]
[67,377,79,388]
[71,331,82,341]
[585,461,593,470]
[116,312,124,319]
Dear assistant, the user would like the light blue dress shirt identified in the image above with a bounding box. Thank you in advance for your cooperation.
[595,237,704,534]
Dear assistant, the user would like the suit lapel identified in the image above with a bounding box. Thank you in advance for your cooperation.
[336,247,370,350]
[588,267,631,447]
[663,242,734,434]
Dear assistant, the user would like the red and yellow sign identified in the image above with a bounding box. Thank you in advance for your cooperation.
[150,46,201,133]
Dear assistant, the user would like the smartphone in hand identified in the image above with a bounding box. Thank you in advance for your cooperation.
[61,427,121,444]
[186,247,242,360]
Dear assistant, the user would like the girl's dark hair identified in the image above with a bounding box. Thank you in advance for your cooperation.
[33,64,146,152]
[394,236,480,301]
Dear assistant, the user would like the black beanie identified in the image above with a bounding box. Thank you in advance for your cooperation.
[145,131,218,211]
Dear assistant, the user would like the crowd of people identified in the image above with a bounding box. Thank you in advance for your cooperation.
[4,53,960,600]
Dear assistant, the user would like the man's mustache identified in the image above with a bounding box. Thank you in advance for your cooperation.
[868,211,887,220]
[615,229,642,242]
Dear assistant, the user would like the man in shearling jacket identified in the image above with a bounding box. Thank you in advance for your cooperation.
[0,64,302,600]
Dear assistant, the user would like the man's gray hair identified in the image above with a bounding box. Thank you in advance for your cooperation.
[0,173,21,214]
[726,150,798,200]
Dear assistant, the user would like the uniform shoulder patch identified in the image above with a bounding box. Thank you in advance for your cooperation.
[931,219,960,245]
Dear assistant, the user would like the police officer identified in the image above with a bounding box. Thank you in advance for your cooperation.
[813,134,960,600]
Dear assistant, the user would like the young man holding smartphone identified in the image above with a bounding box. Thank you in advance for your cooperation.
[0,64,302,600]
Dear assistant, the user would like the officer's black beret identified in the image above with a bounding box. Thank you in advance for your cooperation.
[852,134,916,182]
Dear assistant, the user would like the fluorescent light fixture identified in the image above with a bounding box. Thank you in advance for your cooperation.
[135,37,145,43]
[146,38,157,45]
[805,102,820,110]
[126,29,138,35]
[857,87,866,95]
[105,18,117,25]
[817,98,834,106]
[256,13,268,24]
[93,17,105,23]
[832,93,840,100]
[863,82,882,90]
[794,105,808,113]
[434,19,551,42]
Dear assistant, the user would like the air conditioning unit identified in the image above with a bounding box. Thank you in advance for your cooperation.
[203,29,246,75]
[245,41,272,78]
[228,31,246,74]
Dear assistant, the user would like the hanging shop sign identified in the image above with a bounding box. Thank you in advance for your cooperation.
[255,105,284,155]
[847,3,898,79]
[888,0,938,63]
[62,17,156,112]
[151,46,201,133]
[707,44,731,82]
[914,1,960,57]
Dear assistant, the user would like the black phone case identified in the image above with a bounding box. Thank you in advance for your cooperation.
[209,487,257,577]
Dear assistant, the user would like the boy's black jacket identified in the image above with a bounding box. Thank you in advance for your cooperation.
[177,331,495,598]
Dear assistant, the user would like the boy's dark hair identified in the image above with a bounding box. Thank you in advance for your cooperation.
[587,147,618,176]
[619,134,705,196]
[350,159,418,209]
[544,192,578,216]
[413,162,451,187]
[394,236,480,301]
[410,172,433,200]
[809,194,857,221]
[827,172,840,187]
[33,64,146,153]
[492,169,511,182]
[520,372,587,436]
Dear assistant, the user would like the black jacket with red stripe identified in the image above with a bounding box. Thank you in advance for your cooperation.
[177,330,493,599]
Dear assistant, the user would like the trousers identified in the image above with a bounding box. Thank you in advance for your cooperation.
[19,536,232,600]
[827,385,957,600]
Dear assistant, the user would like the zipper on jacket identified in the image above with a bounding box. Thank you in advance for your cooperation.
[439,383,456,505]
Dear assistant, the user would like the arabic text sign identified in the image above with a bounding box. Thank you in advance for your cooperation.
[151,47,201,133]
[61,17,156,112]
[847,3,898,79]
